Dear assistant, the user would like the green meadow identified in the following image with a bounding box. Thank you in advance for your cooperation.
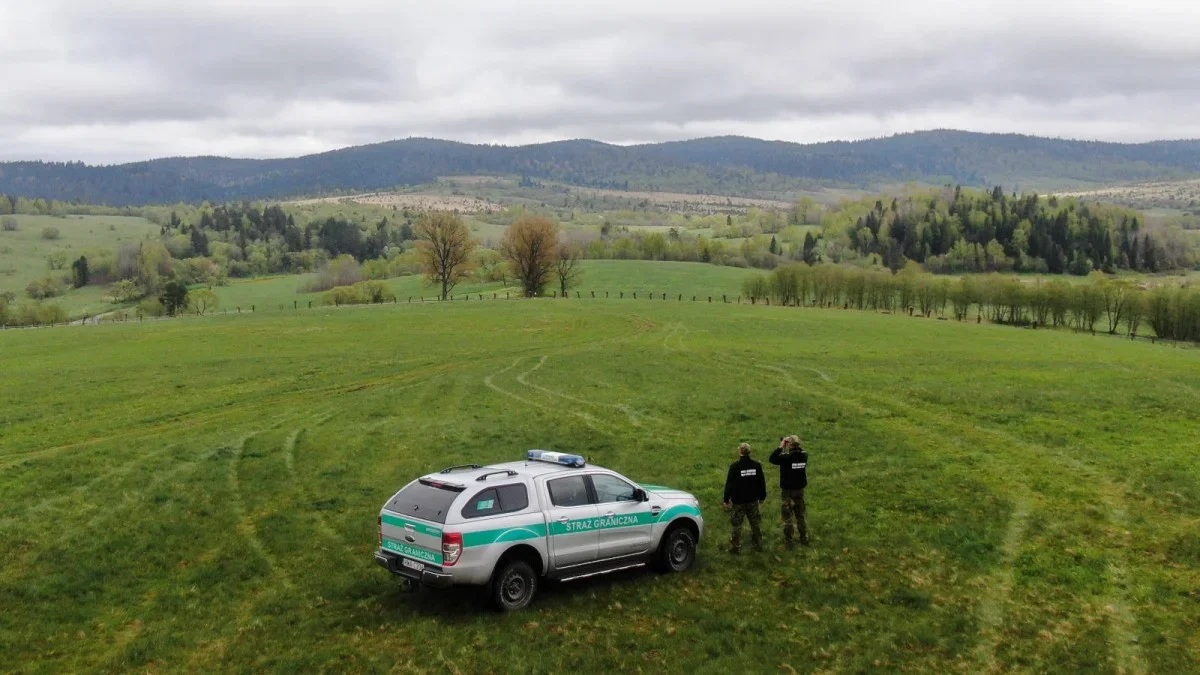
[0,214,160,316]
[1,300,1197,673]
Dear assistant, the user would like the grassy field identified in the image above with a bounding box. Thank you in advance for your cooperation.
[210,260,762,311]
[0,214,160,313]
[2,300,1198,673]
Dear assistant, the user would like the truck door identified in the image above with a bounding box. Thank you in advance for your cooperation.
[589,473,653,557]
[544,475,599,568]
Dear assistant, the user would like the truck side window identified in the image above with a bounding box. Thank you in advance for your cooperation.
[548,476,591,507]
[496,484,529,513]
[461,488,501,518]
[591,474,637,503]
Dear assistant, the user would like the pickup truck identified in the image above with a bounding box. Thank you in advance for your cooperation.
[375,450,704,611]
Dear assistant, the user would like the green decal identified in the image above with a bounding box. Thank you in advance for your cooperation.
[463,523,548,547]
[382,538,443,564]
[655,504,702,521]
[548,511,656,535]
[381,513,442,537]
[477,499,495,510]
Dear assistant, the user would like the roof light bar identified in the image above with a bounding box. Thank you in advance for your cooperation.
[527,450,586,468]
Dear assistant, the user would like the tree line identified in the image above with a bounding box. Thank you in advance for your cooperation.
[824,186,1192,275]
[741,263,1200,342]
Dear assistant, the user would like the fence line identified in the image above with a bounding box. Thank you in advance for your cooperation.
[2,290,1195,349]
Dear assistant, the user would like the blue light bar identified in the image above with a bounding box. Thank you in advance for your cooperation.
[527,450,586,467]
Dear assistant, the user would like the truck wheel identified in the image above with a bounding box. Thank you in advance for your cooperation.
[490,559,538,612]
[654,526,696,573]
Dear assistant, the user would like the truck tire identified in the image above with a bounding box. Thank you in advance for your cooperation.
[490,559,538,612]
[653,526,696,573]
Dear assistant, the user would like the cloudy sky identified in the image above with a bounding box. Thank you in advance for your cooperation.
[2,0,1199,163]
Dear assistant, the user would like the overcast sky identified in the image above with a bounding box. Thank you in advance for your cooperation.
[2,0,1199,163]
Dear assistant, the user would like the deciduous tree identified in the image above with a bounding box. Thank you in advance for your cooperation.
[416,211,476,301]
[555,243,583,295]
[502,216,559,297]
[189,288,219,315]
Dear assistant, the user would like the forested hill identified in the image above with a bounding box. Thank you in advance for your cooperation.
[4,131,1200,205]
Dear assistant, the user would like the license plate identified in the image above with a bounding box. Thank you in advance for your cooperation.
[401,558,425,572]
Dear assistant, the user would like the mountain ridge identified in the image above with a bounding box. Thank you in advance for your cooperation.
[4,130,1200,205]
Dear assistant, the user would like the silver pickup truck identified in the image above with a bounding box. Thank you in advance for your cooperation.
[375,450,704,611]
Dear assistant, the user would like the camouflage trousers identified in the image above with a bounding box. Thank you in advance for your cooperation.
[781,489,808,543]
[729,502,762,551]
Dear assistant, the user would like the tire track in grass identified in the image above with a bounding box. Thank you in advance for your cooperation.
[3,314,647,473]
[1105,504,1148,675]
[970,494,1033,673]
[484,357,604,432]
[228,433,294,590]
[515,355,654,427]
[17,443,181,517]
[761,361,1148,673]
[281,426,348,548]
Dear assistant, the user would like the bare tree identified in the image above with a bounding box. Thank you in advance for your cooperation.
[555,242,583,295]
[501,216,559,296]
[417,211,476,300]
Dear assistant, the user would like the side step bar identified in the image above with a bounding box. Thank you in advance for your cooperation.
[556,561,646,583]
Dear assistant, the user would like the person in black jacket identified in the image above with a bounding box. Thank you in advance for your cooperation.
[769,435,809,546]
[723,443,767,553]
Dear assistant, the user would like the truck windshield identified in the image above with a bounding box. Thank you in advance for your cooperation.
[385,479,463,524]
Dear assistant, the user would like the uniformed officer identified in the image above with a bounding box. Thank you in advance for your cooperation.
[769,435,809,547]
[723,442,766,554]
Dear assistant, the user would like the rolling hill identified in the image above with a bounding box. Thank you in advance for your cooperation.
[3,131,1200,205]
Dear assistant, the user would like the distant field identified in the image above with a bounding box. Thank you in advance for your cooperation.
[1058,178,1200,211]
[0,214,159,309]
[556,184,794,211]
[288,192,501,214]
[1,300,1196,672]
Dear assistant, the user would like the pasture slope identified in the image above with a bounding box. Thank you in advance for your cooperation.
[0,214,160,317]
[0,300,1197,673]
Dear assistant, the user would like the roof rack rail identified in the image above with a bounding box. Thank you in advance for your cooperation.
[476,470,519,482]
[439,464,484,474]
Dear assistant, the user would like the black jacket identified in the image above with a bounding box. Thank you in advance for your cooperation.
[724,456,767,505]
[770,447,808,490]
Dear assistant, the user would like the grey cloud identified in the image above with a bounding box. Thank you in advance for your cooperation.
[1,0,1199,162]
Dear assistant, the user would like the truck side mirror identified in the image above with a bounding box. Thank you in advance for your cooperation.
[632,488,648,502]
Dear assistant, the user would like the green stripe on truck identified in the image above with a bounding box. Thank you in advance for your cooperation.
[381,513,442,537]
[463,524,549,547]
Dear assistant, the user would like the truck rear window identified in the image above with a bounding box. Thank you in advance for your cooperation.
[385,480,463,524]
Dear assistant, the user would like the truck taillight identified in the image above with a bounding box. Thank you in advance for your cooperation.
[442,532,463,567]
[377,515,383,547]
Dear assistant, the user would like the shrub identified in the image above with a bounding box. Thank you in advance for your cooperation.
[742,273,771,300]
[305,255,364,292]
[137,298,166,317]
[41,227,61,240]
[1,216,18,231]
[106,279,144,303]
[26,276,64,300]
[15,303,68,326]
[322,280,396,306]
